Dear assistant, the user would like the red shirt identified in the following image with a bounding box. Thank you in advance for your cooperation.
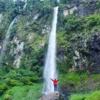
[53,79,58,85]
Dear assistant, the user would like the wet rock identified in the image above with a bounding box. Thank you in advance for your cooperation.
[39,92,64,100]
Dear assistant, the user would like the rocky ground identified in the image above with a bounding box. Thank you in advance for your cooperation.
[39,92,64,100]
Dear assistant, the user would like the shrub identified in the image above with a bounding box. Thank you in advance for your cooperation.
[86,14,100,28]
[8,80,23,86]
[0,84,8,95]
[65,17,85,32]
[22,77,33,85]
[3,94,12,100]
[65,14,100,33]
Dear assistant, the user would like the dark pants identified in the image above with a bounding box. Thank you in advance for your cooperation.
[54,85,57,91]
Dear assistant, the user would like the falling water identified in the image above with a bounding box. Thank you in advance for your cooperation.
[43,7,58,94]
[0,17,18,65]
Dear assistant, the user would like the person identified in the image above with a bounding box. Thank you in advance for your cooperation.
[51,78,59,91]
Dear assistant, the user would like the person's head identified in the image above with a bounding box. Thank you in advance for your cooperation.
[54,78,56,80]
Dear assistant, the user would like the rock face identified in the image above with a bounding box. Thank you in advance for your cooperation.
[89,34,100,73]
[63,0,99,17]
[76,1,97,16]
[63,6,77,16]
[39,92,64,100]
[0,14,3,23]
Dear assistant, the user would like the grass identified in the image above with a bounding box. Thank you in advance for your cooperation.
[0,83,42,100]
[69,90,100,100]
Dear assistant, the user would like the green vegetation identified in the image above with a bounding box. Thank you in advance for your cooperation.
[57,13,100,74]
[70,90,100,100]
[0,0,100,99]
[0,69,41,97]
[60,0,73,5]
[59,72,100,92]
[0,84,42,100]
[65,14,100,33]
[57,7,100,99]
[60,72,88,85]
[0,1,54,99]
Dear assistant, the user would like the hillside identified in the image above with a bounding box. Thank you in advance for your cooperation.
[0,0,100,100]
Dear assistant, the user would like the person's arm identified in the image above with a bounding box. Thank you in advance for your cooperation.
[51,79,53,81]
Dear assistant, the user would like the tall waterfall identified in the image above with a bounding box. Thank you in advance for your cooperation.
[0,17,18,65]
[43,7,58,94]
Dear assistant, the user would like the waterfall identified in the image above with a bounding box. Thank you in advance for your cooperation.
[0,17,18,65]
[43,7,58,94]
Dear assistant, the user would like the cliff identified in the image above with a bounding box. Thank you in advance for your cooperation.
[0,0,100,100]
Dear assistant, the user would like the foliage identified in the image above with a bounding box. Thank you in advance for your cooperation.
[60,0,73,4]
[57,13,100,75]
[65,14,100,33]
[0,84,8,95]
[70,90,100,100]
[26,0,56,12]
[57,31,74,73]
[59,72,100,92]
[57,51,73,73]
[0,0,14,12]
[59,72,88,86]
[20,46,44,77]
[96,1,100,9]
[0,69,41,97]
[3,94,12,100]
[57,31,71,49]
[8,80,23,86]
[0,84,42,100]
[0,0,100,99]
